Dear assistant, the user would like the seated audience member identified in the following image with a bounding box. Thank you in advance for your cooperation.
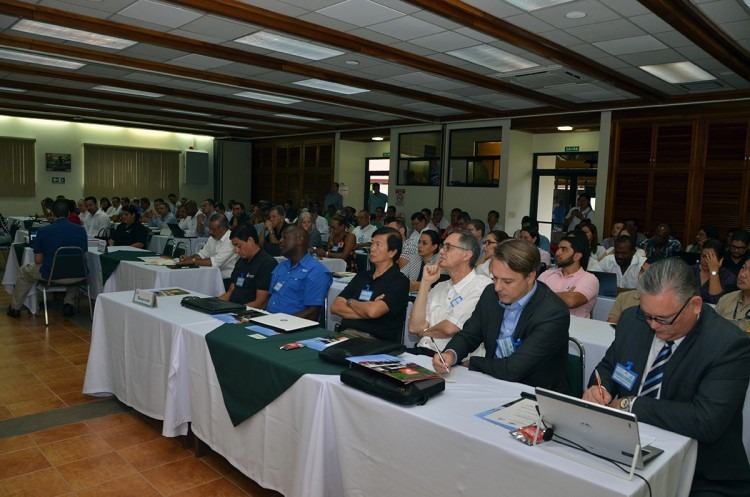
[566,229,601,272]
[486,210,500,232]
[82,196,111,237]
[600,221,624,250]
[109,205,148,248]
[716,259,750,333]
[409,211,429,242]
[267,226,332,320]
[722,229,750,277]
[229,202,250,231]
[100,197,114,218]
[598,235,645,292]
[538,236,599,318]
[139,197,154,221]
[421,208,438,232]
[297,210,322,252]
[583,258,750,496]
[371,207,385,228]
[432,239,570,393]
[317,215,356,268]
[409,230,491,356]
[219,224,277,308]
[519,226,551,266]
[686,225,718,253]
[401,229,443,291]
[565,193,594,232]
[309,203,329,238]
[579,220,606,261]
[352,210,376,248]
[692,238,736,305]
[178,213,239,288]
[624,218,647,245]
[331,227,409,342]
[607,257,655,323]
[166,193,178,214]
[66,199,82,225]
[385,217,415,268]
[639,223,682,258]
[432,207,450,235]
[7,200,87,318]
[259,205,288,257]
[147,200,177,231]
[179,200,198,234]
[441,208,464,239]
[40,197,54,220]
[466,219,486,259]
[475,230,511,277]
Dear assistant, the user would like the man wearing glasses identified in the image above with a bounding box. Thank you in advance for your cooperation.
[583,257,750,497]
[722,229,750,277]
[432,239,570,393]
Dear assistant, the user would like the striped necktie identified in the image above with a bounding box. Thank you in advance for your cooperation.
[641,341,674,398]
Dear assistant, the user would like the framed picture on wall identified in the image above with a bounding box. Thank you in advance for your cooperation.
[46,153,72,172]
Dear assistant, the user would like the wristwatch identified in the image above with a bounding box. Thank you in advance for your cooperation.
[346,298,354,307]
[710,270,718,277]
[619,396,635,411]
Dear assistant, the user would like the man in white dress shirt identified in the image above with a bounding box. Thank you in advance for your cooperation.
[82,196,111,237]
[178,213,238,290]
[598,235,644,292]
[352,210,376,248]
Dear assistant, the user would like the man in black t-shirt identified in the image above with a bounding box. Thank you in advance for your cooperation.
[219,224,277,308]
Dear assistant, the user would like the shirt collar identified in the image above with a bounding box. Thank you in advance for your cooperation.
[499,281,538,311]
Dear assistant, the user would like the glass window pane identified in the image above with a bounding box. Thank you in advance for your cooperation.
[448,127,501,186]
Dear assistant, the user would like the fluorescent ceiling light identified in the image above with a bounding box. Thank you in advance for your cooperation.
[93,85,164,98]
[447,45,538,73]
[372,136,384,141]
[640,62,715,84]
[503,0,575,11]
[557,126,573,131]
[235,31,343,61]
[234,91,301,105]
[0,86,26,93]
[0,48,85,69]
[293,79,368,95]
[274,113,322,121]
[159,108,213,117]
[12,20,136,50]
[44,104,101,112]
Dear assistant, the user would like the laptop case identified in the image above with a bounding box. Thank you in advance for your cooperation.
[180,296,246,315]
[319,337,406,365]
[340,365,445,405]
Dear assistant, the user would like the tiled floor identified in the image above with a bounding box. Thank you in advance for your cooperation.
[0,288,283,496]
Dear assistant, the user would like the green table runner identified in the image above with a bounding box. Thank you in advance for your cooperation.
[205,325,347,426]
[99,250,157,283]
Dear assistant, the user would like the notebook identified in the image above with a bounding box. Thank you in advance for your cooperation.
[249,313,319,333]
[167,223,196,238]
[535,387,663,469]
[180,296,246,315]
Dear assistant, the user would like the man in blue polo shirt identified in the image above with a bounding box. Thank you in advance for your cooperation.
[7,200,87,318]
[267,225,332,321]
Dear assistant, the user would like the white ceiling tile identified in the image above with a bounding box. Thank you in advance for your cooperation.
[117,0,202,29]
[367,16,444,41]
[167,29,225,45]
[298,12,362,32]
[721,20,750,40]
[674,45,712,61]
[626,14,673,34]
[160,79,207,90]
[168,54,232,70]
[593,35,667,56]
[410,10,465,30]
[565,19,645,43]
[388,41,436,56]
[317,0,405,27]
[419,80,470,91]
[390,72,445,84]
[119,44,188,62]
[346,27,402,45]
[38,0,112,19]
[460,0,525,17]
[356,63,415,78]
[453,27,497,44]
[603,0,650,17]
[530,0,620,28]
[650,31,694,49]
[409,31,479,52]
[214,63,276,78]
[122,72,172,84]
[504,14,555,34]
[238,0,308,17]
[617,49,683,66]
[695,0,749,24]
[176,16,257,42]
[539,29,586,47]
[568,43,611,59]
[0,14,19,29]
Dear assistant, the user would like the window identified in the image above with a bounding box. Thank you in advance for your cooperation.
[0,137,35,197]
[448,127,501,186]
[83,144,180,200]
[397,131,442,185]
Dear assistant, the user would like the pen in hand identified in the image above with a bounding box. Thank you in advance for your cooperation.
[430,337,449,373]
[594,368,604,400]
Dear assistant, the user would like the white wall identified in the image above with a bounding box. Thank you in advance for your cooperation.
[0,115,213,216]
[336,138,390,211]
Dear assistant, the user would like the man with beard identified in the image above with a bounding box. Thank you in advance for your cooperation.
[598,235,645,292]
[538,236,599,318]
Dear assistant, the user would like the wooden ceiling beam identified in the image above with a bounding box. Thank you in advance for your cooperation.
[0,0,511,117]
[403,0,667,103]
[637,0,750,82]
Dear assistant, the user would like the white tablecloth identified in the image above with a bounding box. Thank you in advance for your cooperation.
[2,244,37,313]
[101,258,224,298]
[82,289,221,436]
[592,295,615,321]
[148,235,208,257]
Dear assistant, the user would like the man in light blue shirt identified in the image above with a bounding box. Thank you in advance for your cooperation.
[147,200,177,230]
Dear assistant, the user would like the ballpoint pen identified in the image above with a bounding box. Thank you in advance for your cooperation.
[429,336,449,373]
[595,368,604,399]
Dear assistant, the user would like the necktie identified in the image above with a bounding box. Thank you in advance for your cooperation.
[641,341,674,398]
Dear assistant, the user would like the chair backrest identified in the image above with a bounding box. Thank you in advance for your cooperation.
[96,226,110,240]
[567,337,586,398]
[46,246,88,284]
[590,270,617,297]
[163,239,176,256]
[354,250,370,274]
[172,241,188,259]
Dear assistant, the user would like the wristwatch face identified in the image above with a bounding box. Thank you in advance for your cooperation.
[711,270,717,276]
[619,397,630,410]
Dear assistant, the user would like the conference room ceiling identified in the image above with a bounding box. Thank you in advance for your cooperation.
[0,0,748,138]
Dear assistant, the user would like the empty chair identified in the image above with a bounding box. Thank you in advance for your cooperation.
[590,270,617,297]
[36,246,90,326]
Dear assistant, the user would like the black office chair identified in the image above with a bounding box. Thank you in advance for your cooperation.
[590,271,617,297]
[96,226,111,241]
[567,337,586,398]
[172,241,188,259]
[37,246,90,326]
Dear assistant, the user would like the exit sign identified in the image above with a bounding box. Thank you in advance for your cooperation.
[564,146,579,152]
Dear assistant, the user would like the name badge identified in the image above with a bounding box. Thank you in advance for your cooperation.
[273,282,283,292]
[359,285,373,301]
[612,362,639,391]
[236,273,246,287]
[497,337,521,358]
[450,295,463,308]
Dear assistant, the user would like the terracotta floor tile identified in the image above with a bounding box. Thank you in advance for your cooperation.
[64,352,89,367]
[30,422,92,445]
[22,357,76,373]
[117,437,192,472]
[0,405,14,420]
[0,434,36,455]
[0,334,41,346]
[52,342,91,357]
[42,375,85,396]
[225,472,283,497]
[98,418,162,450]
[56,451,135,491]
[58,391,102,407]
[0,467,72,497]
[199,451,238,476]
[75,474,162,497]
[0,363,30,379]
[85,412,140,432]
[0,447,52,480]
[39,433,113,466]
[141,456,221,495]
[6,395,67,417]
[14,347,63,362]
[170,477,251,497]
[33,366,83,383]
[0,382,55,404]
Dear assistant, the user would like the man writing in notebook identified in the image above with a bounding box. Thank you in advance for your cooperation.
[432,239,570,392]
[583,257,750,496]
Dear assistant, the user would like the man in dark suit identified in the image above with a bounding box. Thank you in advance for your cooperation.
[583,257,750,496]
[433,239,570,393]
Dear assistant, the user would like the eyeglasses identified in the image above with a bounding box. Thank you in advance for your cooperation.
[730,244,748,252]
[440,243,470,252]
[638,296,693,326]
[483,239,497,245]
